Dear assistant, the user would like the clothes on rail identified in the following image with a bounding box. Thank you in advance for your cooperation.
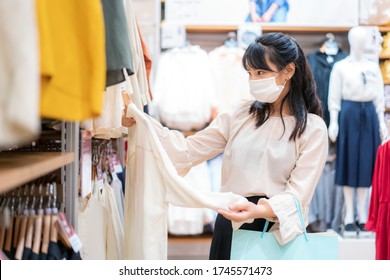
[366,140,390,260]
[208,45,251,112]
[78,179,124,260]
[37,0,106,121]
[152,45,216,131]
[0,182,81,260]
[101,0,134,87]
[0,0,40,148]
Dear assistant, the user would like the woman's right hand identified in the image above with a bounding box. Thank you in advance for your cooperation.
[122,91,136,127]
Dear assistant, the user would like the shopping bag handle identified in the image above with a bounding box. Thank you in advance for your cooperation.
[261,197,309,241]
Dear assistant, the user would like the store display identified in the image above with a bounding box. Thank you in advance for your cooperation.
[78,139,125,260]
[307,34,347,126]
[1,0,390,263]
[328,26,387,236]
[0,181,80,260]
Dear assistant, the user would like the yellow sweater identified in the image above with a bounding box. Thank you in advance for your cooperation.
[37,0,106,121]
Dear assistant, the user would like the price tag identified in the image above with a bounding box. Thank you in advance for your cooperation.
[97,179,104,191]
[96,164,103,181]
[112,172,119,181]
[57,212,83,253]
[112,154,123,173]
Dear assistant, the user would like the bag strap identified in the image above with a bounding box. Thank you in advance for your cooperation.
[261,196,309,241]
[293,197,309,241]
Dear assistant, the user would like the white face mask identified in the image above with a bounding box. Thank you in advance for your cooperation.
[249,71,285,103]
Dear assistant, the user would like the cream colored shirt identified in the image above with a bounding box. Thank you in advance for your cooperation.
[328,56,385,114]
[148,101,329,245]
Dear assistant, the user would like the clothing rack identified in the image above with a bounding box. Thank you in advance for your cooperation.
[0,178,81,260]
[0,121,79,229]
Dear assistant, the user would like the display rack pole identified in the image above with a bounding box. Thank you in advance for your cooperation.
[61,121,80,230]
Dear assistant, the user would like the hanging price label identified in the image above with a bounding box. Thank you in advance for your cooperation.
[112,154,123,173]
[57,212,83,253]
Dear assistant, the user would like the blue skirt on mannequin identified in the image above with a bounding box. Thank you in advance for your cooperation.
[335,100,381,188]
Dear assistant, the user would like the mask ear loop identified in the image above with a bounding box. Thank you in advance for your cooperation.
[275,69,289,86]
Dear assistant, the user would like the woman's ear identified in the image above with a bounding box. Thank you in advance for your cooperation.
[283,62,296,80]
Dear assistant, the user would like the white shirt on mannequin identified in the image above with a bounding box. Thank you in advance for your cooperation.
[328,26,388,141]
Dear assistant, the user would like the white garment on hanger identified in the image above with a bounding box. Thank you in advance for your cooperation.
[111,177,125,228]
[92,81,126,139]
[124,103,248,260]
[123,0,150,108]
[208,46,252,112]
[0,0,40,147]
[168,162,215,235]
[101,180,124,260]
[152,46,216,131]
[78,182,106,260]
[81,70,133,138]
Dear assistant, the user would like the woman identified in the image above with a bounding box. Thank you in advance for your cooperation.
[122,33,328,260]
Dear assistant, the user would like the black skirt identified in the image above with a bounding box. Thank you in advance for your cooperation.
[209,196,274,260]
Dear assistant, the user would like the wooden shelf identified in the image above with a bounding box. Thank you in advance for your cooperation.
[185,25,390,33]
[380,53,390,59]
[0,152,75,194]
[379,26,390,32]
[185,25,356,33]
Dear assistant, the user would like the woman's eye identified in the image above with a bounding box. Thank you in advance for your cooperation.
[257,70,265,75]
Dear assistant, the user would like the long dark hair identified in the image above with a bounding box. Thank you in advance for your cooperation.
[242,33,322,140]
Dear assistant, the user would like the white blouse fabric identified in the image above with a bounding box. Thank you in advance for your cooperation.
[111,177,125,228]
[328,56,385,114]
[147,101,329,245]
[81,80,126,139]
[78,183,106,260]
[124,103,248,260]
[123,0,150,109]
[168,162,215,235]
[0,0,40,147]
[102,180,124,260]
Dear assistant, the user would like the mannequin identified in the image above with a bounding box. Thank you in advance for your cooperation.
[328,26,388,235]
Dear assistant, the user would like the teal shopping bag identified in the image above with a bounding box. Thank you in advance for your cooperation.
[231,197,338,260]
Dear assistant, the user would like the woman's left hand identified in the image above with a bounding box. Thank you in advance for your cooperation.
[217,201,261,223]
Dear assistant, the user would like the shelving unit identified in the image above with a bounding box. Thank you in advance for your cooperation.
[380,53,390,60]
[185,25,355,33]
[0,152,75,195]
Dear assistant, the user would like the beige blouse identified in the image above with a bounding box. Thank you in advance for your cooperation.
[147,101,329,245]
